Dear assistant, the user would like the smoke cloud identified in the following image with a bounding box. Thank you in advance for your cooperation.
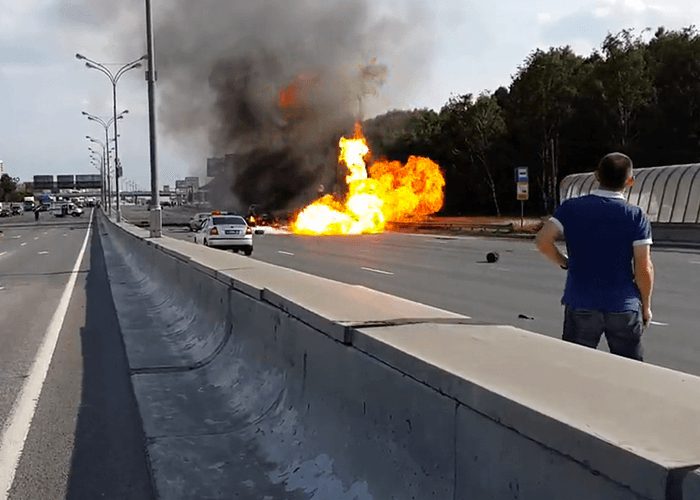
[62,0,433,212]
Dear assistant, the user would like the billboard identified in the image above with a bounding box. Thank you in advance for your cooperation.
[163,185,170,193]
[185,176,200,189]
[76,174,102,189]
[33,175,54,190]
[57,175,75,189]
[175,180,187,190]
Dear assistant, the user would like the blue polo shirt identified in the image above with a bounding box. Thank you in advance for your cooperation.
[552,190,653,312]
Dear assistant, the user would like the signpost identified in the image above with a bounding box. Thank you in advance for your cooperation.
[515,167,529,229]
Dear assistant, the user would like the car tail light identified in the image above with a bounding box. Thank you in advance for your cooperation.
[246,226,252,235]
[210,227,219,236]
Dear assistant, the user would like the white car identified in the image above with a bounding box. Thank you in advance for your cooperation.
[194,214,254,255]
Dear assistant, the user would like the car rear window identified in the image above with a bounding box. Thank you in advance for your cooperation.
[213,216,246,225]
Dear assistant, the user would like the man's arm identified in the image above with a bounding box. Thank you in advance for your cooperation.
[535,220,568,269]
[633,244,654,327]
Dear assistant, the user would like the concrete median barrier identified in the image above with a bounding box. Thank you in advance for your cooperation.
[98,212,700,500]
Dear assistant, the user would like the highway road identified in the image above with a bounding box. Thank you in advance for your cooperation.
[168,226,700,376]
[0,211,152,499]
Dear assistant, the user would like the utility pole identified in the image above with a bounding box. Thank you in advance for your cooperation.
[145,0,162,237]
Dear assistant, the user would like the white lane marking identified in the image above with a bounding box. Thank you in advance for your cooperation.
[20,243,26,247]
[0,209,93,496]
[38,251,49,255]
[361,266,394,276]
[33,237,38,241]
[496,267,511,272]
[63,234,67,237]
[650,321,669,327]
[42,232,48,235]
[0,252,6,258]
[277,250,295,256]
[0,287,4,291]
[11,236,20,240]
[690,261,700,265]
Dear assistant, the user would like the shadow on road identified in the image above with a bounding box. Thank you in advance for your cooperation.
[65,226,153,499]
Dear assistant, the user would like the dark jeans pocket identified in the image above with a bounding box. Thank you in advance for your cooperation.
[605,311,643,339]
[604,310,644,361]
[564,308,604,347]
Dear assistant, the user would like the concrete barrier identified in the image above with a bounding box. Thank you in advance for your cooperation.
[652,223,700,247]
[98,213,700,499]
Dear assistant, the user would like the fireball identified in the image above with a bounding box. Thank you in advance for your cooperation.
[292,124,445,235]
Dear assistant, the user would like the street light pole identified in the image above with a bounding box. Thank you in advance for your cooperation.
[87,135,111,215]
[76,53,145,222]
[145,0,162,237]
[83,111,126,217]
[89,148,106,208]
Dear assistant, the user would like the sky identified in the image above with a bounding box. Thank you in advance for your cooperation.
[1,0,699,188]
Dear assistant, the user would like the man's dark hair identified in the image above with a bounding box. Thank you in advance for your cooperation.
[597,153,633,190]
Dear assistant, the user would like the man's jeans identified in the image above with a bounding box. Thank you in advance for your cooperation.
[563,307,644,361]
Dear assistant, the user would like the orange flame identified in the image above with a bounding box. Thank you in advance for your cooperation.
[292,124,445,235]
[279,84,299,110]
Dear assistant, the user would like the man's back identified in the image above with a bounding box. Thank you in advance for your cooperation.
[552,190,652,312]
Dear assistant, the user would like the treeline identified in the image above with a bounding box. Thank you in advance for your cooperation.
[363,27,700,216]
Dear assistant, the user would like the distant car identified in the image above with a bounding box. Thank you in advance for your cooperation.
[189,212,211,232]
[193,214,254,255]
[52,203,83,217]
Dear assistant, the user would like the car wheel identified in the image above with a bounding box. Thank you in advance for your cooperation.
[244,247,253,256]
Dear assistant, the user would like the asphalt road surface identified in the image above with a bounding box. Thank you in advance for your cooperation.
[0,210,152,499]
[168,226,700,376]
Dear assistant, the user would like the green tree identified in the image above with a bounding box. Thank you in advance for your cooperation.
[508,47,586,211]
[0,174,18,202]
[441,93,506,215]
[641,26,700,165]
[591,30,653,149]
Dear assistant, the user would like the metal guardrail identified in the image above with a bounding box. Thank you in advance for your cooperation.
[390,221,516,234]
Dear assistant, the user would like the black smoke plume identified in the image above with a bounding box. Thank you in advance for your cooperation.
[62,0,431,212]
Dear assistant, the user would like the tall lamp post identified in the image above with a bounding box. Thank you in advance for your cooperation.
[76,53,145,222]
[144,0,161,237]
[89,149,106,207]
[83,111,126,216]
[86,136,110,214]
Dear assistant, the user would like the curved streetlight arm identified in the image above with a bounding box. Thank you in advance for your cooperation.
[88,115,109,129]
[115,58,145,82]
[84,61,115,83]
[86,136,106,149]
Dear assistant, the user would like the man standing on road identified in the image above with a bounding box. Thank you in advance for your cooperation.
[34,206,40,222]
[535,153,655,361]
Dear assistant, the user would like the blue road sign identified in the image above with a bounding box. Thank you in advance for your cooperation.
[516,167,529,183]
